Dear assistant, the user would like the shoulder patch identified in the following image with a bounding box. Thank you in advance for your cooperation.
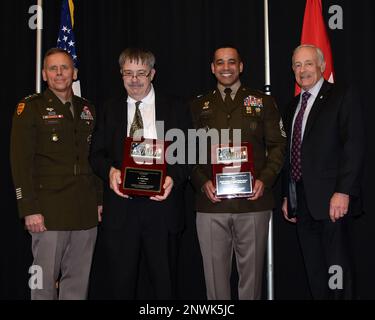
[16,103,25,115]
[16,93,42,115]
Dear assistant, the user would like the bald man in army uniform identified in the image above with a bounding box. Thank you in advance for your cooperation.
[190,46,286,300]
[10,48,101,300]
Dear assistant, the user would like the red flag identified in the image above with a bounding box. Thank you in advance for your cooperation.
[295,0,334,95]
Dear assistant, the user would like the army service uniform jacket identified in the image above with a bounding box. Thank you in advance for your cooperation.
[190,85,286,213]
[10,88,101,230]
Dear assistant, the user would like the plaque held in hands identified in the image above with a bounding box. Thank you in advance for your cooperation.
[120,138,166,196]
[212,142,255,199]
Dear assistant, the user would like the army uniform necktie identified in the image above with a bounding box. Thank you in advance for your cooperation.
[291,91,311,182]
[224,87,233,108]
[129,101,144,138]
[65,101,74,118]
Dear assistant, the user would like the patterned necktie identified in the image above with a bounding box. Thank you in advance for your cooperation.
[224,87,233,107]
[129,101,143,138]
[291,91,311,182]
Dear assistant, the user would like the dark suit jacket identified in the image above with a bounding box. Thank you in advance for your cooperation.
[89,90,191,232]
[283,80,365,220]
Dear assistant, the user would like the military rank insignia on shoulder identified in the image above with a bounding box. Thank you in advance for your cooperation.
[24,93,41,101]
[77,96,91,104]
[16,93,41,116]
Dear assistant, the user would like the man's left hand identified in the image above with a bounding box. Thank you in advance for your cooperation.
[150,176,174,201]
[329,192,349,222]
[247,179,265,201]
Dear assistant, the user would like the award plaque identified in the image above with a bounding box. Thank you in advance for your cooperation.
[212,142,255,199]
[120,138,166,196]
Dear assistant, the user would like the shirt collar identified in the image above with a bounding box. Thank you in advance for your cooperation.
[217,80,241,97]
[301,77,324,99]
[127,84,155,105]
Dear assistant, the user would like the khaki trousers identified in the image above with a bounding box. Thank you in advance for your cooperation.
[29,227,97,300]
[196,211,270,300]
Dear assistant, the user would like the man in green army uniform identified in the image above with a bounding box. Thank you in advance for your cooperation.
[10,48,101,300]
[190,46,286,300]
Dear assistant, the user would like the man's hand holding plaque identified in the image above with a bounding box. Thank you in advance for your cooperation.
[149,176,174,201]
[247,179,264,201]
[202,180,222,203]
[211,142,255,199]
[109,166,130,198]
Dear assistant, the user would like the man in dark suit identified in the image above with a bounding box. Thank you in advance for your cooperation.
[282,44,365,299]
[89,48,189,299]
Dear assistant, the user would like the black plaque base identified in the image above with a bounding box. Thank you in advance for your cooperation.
[123,167,163,194]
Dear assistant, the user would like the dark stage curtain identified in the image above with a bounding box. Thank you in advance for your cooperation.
[1,0,374,299]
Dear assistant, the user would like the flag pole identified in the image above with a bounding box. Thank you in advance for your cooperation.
[264,0,274,300]
[36,0,43,93]
[264,0,271,95]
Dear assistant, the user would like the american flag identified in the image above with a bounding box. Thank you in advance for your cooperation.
[56,0,81,95]
[57,0,78,66]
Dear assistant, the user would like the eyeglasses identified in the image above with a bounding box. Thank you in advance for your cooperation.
[121,70,152,79]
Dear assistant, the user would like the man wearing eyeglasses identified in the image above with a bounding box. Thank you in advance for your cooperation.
[89,48,190,299]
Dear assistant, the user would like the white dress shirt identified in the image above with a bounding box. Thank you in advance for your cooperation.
[291,77,324,142]
[127,85,157,139]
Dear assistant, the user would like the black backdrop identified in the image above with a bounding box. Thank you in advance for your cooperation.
[1,0,374,300]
